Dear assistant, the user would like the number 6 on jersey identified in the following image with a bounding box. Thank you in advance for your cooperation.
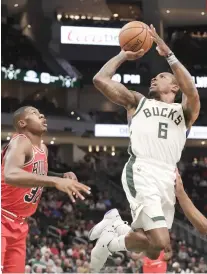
[158,122,168,139]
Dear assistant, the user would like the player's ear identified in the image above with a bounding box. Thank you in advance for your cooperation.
[18,119,27,129]
[171,84,179,93]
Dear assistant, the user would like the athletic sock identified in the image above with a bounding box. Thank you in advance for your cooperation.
[107,234,128,252]
[113,220,131,235]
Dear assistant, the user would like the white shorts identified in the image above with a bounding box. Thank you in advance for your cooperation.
[122,156,176,231]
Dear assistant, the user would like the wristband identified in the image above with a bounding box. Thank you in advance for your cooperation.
[166,52,179,66]
[48,171,64,178]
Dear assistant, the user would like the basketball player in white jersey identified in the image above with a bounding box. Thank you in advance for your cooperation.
[89,25,200,271]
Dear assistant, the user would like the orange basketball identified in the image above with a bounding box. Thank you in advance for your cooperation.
[119,21,153,53]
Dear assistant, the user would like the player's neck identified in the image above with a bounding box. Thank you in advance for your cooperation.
[20,131,42,148]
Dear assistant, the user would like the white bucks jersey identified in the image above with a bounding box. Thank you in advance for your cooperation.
[129,97,186,166]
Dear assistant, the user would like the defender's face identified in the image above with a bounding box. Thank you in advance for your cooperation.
[149,73,178,103]
[21,107,47,133]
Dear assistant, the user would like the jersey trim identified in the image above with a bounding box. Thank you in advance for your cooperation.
[126,155,136,198]
[132,97,147,118]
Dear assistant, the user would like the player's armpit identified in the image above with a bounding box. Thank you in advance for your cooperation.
[93,77,143,110]
[182,92,200,128]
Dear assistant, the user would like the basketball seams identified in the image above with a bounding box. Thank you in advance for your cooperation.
[139,26,149,52]
[119,26,145,36]
[121,27,145,49]
[119,21,152,53]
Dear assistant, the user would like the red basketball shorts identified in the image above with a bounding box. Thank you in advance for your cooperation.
[1,216,28,274]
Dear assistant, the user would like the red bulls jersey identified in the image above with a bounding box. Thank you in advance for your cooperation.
[1,134,48,218]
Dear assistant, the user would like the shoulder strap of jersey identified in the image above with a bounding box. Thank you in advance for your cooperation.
[132,97,147,118]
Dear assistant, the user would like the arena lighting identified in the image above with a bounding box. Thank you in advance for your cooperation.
[96,145,100,152]
[81,15,86,19]
[74,15,80,20]
[166,10,170,13]
[93,16,102,20]
[88,145,92,152]
[14,4,19,7]
[111,152,116,156]
[201,12,205,15]
[103,146,107,151]
[52,137,56,140]
[113,13,119,17]
[27,25,31,28]
[41,140,44,143]
[111,146,115,152]
[6,136,11,141]
[57,14,62,20]
[50,140,54,145]
[201,141,206,145]
[65,14,69,18]
[71,111,74,115]
[70,15,74,19]
[77,117,80,120]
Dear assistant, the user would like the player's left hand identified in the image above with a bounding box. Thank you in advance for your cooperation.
[148,24,171,57]
[63,171,78,180]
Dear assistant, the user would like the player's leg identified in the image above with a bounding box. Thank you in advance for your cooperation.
[3,227,28,273]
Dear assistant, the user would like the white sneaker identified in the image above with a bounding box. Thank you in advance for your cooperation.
[90,225,115,273]
[89,208,125,241]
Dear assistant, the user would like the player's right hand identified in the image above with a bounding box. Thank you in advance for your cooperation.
[120,49,145,61]
[55,178,91,203]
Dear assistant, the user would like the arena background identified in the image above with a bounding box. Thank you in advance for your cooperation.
[1,0,207,273]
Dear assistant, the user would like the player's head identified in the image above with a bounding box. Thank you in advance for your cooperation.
[13,106,47,134]
[148,72,180,103]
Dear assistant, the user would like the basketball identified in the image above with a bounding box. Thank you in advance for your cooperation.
[119,21,153,54]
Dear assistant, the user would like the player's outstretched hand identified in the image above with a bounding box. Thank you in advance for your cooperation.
[120,49,145,61]
[175,168,185,198]
[55,178,91,203]
[148,24,171,57]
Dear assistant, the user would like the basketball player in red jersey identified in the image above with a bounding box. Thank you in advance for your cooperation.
[1,106,91,273]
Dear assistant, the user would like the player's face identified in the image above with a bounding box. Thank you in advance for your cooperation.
[21,107,47,134]
[148,73,179,103]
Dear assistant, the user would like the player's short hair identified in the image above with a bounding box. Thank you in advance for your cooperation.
[13,106,31,130]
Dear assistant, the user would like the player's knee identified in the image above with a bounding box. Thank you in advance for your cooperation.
[151,237,170,251]
[146,249,160,260]
[125,230,150,251]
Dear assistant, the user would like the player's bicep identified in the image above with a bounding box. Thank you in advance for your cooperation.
[182,92,200,128]
[93,77,141,109]
[4,137,31,176]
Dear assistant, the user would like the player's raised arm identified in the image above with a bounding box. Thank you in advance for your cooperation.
[149,25,200,128]
[4,136,90,203]
[93,50,145,110]
[175,170,207,235]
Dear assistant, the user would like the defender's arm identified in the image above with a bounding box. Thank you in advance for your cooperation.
[175,171,207,235]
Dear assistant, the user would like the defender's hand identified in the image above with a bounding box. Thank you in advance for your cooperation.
[149,24,171,57]
[63,171,78,181]
[55,178,91,203]
[175,168,185,198]
[120,49,145,61]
